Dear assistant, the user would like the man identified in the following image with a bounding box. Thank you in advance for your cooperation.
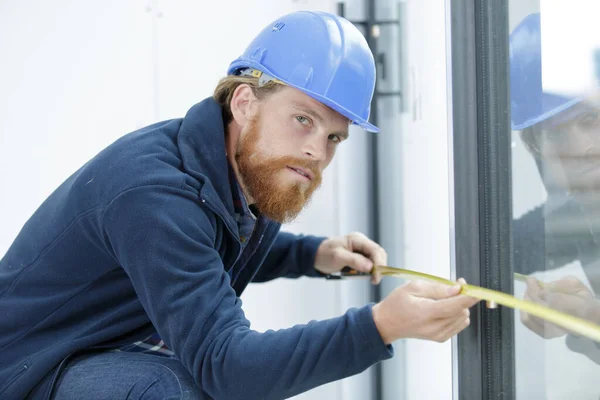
[510,13,600,351]
[0,11,477,399]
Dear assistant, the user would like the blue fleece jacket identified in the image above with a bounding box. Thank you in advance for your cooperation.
[0,98,393,399]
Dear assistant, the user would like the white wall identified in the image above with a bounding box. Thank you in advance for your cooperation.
[401,0,453,398]
[377,0,454,398]
[0,1,375,399]
[0,0,156,254]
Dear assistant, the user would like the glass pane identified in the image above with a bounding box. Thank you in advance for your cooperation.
[510,1,600,398]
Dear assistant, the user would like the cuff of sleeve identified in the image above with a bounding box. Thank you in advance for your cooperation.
[300,235,328,277]
[354,303,394,359]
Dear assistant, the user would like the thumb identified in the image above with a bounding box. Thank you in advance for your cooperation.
[412,280,461,300]
[339,250,373,273]
[525,277,543,299]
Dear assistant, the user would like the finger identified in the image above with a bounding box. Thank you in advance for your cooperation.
[432,294,480,318]
[419,318,449,341]
[427,313,470,343]
[371,245,388,268]
[520,304,561,337]
[371,269,383,285]
[546,275,586,293]
[335,247,373,273]
[457,277,467,285]
[523,317,550,339]
[546,292,586,316]
[525,277,543,300]
[520,309,536,331]
[347,232,388,267]
[520,310,563,339]
[442,313,471,339]
[410,280,462,300]
[520,309,540,330]
[524,286,545,305]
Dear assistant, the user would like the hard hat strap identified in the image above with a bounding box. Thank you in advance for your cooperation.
[237,68,287,87]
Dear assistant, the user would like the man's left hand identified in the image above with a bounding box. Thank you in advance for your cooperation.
[314,232,387,284]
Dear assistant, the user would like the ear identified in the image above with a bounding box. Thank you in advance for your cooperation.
[230,84,258,127]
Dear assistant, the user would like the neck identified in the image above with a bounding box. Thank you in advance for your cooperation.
[225,122,255,204]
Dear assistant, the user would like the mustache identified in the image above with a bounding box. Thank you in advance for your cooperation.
[281,156,321,176]
[275,157,322,182]
[237,153,322,180]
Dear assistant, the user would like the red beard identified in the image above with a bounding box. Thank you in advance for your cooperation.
[235,116,323,223]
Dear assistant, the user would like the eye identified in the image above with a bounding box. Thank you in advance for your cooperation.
[541,128,566,146]
[578,111,599,129]
[328,134,342,143]
[295,115,311,126]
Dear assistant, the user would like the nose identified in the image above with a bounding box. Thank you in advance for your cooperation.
[301,134,327,162]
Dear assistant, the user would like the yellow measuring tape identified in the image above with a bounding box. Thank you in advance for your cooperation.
[374,265,600,343]
[514,272,546,288]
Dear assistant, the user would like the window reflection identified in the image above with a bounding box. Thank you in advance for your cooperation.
[510,3,600,398]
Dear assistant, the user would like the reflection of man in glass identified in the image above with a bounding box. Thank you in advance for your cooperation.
[510,13,600,353]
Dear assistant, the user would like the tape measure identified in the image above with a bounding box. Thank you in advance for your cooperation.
[329,266,600,343]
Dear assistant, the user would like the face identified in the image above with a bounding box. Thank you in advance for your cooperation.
[536,106,600,192]
[233,86,350,223]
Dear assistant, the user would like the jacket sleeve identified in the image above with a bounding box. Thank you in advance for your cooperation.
[513,204,546,275]
[566,334,600,365]
[102,185,393,400]
[513,202,581,275]
[252,231,327,282]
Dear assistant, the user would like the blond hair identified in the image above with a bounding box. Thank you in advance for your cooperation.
[213,75,282,125]
[520,126,542,156]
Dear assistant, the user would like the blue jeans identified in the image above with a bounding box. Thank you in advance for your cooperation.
[47,351,203,399]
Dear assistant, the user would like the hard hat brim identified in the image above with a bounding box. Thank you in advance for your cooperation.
[512,97,580,131]
[228,61,380,133]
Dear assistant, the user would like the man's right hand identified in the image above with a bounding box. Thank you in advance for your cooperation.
[371,278,479,344]
[521,276,600,339]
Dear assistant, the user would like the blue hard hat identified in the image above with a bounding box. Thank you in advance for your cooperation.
[227,11,379,133]
[510,13,580,131]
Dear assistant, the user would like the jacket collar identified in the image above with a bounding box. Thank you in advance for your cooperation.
[177,97,239,235]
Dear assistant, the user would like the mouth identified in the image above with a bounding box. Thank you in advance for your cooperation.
[287,166,313,181]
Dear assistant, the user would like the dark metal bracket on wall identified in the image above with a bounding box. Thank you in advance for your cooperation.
[337,2,403,111]
[337,2,403,399]
[451,0,515,399]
